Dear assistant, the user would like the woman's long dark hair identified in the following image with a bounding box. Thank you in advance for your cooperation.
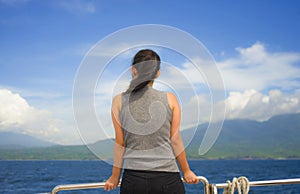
[125,49,161,94]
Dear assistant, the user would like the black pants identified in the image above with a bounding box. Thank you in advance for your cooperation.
[120,169,185,194]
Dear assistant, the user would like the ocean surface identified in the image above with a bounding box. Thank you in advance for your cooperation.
[1,160,300,194]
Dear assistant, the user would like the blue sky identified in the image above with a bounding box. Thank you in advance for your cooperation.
[1,0,300,145]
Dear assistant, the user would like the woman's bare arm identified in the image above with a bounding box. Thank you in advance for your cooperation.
[167,92,199,184]
[104,94,124,191]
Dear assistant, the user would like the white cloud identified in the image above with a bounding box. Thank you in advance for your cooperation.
[183,89,300,125]
[218,42,300,91]
[181,60,206,83]
[224,89,300,121]
[0,88,79,144]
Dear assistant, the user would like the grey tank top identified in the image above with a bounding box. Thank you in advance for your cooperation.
[120,86,179,172]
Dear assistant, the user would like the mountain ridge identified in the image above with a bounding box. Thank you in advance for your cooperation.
[0,131,57,148]
[0,113,299,159]
[184,113,300,159]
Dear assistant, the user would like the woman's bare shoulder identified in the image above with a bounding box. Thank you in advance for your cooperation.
[167,92,178,101]
[113,93,122,101]
[112,93,122,110]
[166,92,179,109]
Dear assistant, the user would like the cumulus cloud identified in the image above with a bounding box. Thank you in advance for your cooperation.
[183,89,300,125]
[216,42,300,120]
[218,42,300,91]
[225,89,300,121]
[0,88,63,142]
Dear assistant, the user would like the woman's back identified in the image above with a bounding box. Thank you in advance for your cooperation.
[120,86,178,172]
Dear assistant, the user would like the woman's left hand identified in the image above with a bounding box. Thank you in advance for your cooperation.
[104,175,120,191]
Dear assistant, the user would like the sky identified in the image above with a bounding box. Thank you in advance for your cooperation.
[0,0,300,145]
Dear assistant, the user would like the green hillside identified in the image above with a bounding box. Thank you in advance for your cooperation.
[0,113,299,160]
[185,114,300,159]
[0,145,97,160]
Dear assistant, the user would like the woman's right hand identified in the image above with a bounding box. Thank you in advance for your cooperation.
[183,170,199,184]
[104,175,120,191]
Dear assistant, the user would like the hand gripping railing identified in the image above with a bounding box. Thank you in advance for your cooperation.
[51,177,300,194]
[51,176,209,194]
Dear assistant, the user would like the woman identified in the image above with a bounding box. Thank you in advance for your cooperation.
[104,49,199,193]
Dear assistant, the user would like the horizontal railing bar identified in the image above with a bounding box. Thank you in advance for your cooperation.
[51,176,209,194]
[52,177,300,193]
[51,182,119,193]
[215,178,300,189]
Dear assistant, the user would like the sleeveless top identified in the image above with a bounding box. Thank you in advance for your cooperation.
[120,86,179,172]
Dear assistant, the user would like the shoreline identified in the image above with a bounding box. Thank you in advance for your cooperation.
[1,157,300,161]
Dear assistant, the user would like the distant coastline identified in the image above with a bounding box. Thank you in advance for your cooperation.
[1,113,300,160]
[0,144,299,161]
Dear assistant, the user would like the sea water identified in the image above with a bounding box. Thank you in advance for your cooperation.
[1,160,300,194]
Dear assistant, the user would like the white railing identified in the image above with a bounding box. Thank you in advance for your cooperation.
[51,176,300,194]
[51,176,209,194]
